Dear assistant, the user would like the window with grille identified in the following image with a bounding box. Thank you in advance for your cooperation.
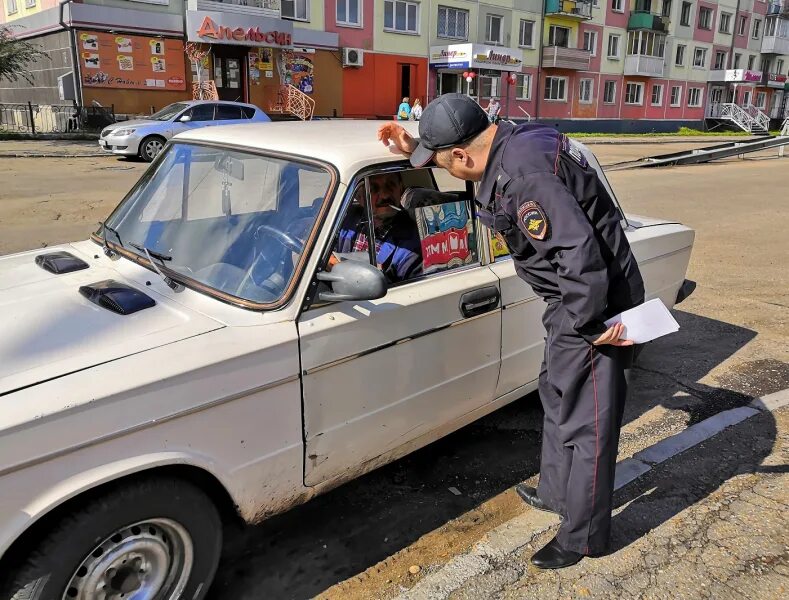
[437,6,468,39]
[603,81,617,104]
[625,82,644,105]
[385,1,419,33]
[651,84,664,106]
[544,77,568,101]
[519,19,535,47]
[579,79,593,104]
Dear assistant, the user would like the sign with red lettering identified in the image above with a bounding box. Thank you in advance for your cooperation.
[421,229,471,269]
[186,11,294,48]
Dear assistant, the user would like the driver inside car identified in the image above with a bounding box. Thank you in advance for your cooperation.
[330,173,423,284]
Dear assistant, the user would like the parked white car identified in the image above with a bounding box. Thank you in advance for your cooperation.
[0,121,695,598]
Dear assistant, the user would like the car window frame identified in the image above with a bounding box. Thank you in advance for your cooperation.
[216,103,244,121]
[188,103,217,122]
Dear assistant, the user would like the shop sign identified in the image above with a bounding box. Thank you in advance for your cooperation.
[186,11,293,48]
[78,30,186,91]
[429,44,473,69]
[766,73,788,88]
[429,44,522,72]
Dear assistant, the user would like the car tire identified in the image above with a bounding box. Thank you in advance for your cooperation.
[139,136,166,162]
[0,477,222,600]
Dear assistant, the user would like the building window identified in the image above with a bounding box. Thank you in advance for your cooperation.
[607,34,621,59]
[698,7,712,30]
[661,0,671,18]
[516,74,532,100]
[719,12,732,34]
[337,0,361,26]
[675,44,686,66]
[625,82,644,105]
[670,85,681,106]
[593,0,600,6]
[765,17,777,37]
[714,51,726,70]
[743,89,752,106]
[583,31,598,56]
[778,59,785,75]
[549,25,571,48]
[519,19,535,48]
[737,15,747,36]
[579,78,594,104]
[384,0,419,34]
[437,6,468,39]
[747,55,755,70]
[651,83,664,106]
[693,47,707,68]
[544,76,568,101]
[733,53,741,69]
[612,0,624,12]
[480,76,500,99]
[25,0,35,8]
[7,0,18,13]
[759,57,770,73]
[752,19,761,39]
[687,87,703,107]
[485,14,503,44]
[680,1,692,27]
[755,91,767,109]
[281,0,308,21]
[603,80,617,104]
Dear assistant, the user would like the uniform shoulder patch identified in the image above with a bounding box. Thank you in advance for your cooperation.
[516,201,549,241]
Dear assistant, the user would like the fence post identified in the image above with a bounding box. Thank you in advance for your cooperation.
[27,101,36,135]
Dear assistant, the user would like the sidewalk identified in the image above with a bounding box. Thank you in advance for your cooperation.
[0,139,105,158]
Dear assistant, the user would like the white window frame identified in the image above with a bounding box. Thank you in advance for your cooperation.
[593,0,600,6]
[516,73,532,100]
[625,82,645,105]
[612,0,624,13]
[747,55,755,70]
[603,80,617,104]
[670,86,681,106]
[485,14,503,44]
[765,17,777,37]
[675,44,686,66]
[719,12,732,34]
[743,89,752,105]
[549,25,572,48]
[777,59,785,75]
[651,83,664,106]
[693,47,707,68]
[437,5,469,40]
[698,7,712,31]
[607,34,621,59]
[519,19,535,48]
[384,0,420,34]
[714,51,727,70]
[755,91,767,109]
[752,19,761,40]
[544,76,568,102]
[661,0,672,18]
[337,0,362,27]
[579,78,594,104]
[7,0,18,14]
[281,0,309,22]
[24,0,36,8]
[737,15,747,36]
[583,30,598,56]
[687,87,703,107]
[680,1,692,27]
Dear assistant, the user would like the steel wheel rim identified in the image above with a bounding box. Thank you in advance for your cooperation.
[144,140,163,160]
[63,518,194,600]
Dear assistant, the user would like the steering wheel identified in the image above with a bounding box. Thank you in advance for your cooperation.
[253,224,303,254]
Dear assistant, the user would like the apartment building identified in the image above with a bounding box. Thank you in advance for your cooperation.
[2,0,787,128]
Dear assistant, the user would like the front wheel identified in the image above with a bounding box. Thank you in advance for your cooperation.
[139,136,166,162]
[1,477,222,600]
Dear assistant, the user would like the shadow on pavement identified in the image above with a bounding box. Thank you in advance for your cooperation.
[208,309,787,599]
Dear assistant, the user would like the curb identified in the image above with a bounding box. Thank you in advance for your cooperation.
[0,153,108,159]
[394,388,789,600]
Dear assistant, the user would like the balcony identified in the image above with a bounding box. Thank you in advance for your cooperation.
[761,34,789,54]
[628,11,669,33]
[624,54,665,77]
[766,1,789,18]
[542,46,592,70]
[190,0,281,18]
[544,0,593,20]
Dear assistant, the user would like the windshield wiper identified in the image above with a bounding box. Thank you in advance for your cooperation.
[129,242,184,292]
[98,221,123,258]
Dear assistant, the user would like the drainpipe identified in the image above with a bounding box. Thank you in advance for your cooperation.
[535,1,546,121]
[59,0,82,105]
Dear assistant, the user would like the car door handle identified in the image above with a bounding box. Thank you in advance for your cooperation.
[459,286,500,318]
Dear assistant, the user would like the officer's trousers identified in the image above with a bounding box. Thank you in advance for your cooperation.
[536,302,634,555]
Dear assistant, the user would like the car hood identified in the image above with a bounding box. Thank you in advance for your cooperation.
[103,119,160,131]
[0,244,224,396]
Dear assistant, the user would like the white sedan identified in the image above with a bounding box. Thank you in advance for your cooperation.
[0,121,694,598]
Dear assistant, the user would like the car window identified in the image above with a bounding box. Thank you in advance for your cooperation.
[216,104,243,120]
[240,106,256,119]
[189,104,215,122]
[327,168,480,287]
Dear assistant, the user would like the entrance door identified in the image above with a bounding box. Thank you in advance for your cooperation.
[400,64,412,100]
[213,46,246,102]
[439,73,460,95]
[709,86,724,117]
[769,90,783,118]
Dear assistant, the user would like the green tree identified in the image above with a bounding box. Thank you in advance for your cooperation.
[0,25,48,84]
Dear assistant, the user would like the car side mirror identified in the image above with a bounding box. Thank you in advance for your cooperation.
[179,114,192,123]
[316,259,387,302]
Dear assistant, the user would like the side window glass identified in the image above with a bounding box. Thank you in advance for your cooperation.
[216,104,242,120]
[190,104,215,121]
[240,106,256,119]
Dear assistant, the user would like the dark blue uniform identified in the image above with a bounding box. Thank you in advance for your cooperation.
[477,122,645,555]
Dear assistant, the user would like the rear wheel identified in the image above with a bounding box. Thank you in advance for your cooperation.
[139,136,166,162]
[1,477,222,600]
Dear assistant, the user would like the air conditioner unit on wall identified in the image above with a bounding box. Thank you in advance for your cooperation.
[342,48,364,67]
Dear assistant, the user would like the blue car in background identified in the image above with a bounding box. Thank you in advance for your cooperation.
[99,100,270,162]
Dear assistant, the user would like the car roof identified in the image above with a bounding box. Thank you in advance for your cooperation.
[174,120,421,178]
[179,100,259,108]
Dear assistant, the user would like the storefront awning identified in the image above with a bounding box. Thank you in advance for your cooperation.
[708,69,763,84]
[429,43,523,72]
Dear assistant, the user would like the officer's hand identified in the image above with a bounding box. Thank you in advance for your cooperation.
[378,122,417,155]
[592,322,634,347]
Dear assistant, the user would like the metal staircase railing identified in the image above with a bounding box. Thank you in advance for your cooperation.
[742,103,770,132]
[270,85,315,121]
[717,103,755,132]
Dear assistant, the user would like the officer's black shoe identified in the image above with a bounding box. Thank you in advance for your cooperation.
[530,536,584,570]
[514,484,560,516]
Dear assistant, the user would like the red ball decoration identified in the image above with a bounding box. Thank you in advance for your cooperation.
[463,71,469,78]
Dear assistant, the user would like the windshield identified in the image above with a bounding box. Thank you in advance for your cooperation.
[150,103,190,121]
[103,143,333,306]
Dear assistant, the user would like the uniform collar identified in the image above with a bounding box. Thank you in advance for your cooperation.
[476,121,516,210]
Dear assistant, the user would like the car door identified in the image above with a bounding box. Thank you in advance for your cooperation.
[297,166,502,487]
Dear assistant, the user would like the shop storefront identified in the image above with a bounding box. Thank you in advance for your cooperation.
[707,69,764,114]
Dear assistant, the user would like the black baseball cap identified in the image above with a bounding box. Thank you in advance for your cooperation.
[410,93,490,168]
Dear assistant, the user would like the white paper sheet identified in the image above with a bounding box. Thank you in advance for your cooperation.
[604,298,680,344]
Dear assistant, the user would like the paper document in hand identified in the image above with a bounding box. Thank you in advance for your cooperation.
[604,298,680,344]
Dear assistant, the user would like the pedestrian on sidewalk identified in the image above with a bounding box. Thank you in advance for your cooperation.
[397,97,411,121]
[486,97,501,123]
[410,98,423,121]
[377,94,644,570]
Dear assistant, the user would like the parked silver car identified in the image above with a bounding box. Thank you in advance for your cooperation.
[99,100,270,162]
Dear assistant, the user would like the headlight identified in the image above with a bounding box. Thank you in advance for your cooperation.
[112,128,137,136]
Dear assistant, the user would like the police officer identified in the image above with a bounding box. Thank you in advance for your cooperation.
[378,94,645,569]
